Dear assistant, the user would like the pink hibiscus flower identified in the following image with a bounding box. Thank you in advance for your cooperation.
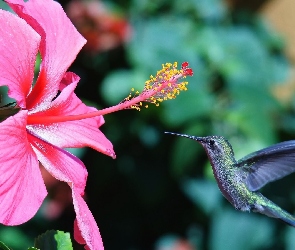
[0,0,114,249]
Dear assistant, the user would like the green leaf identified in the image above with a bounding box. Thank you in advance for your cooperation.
[54,231,73,250]
[28,248,39,250]
[35,230,73,250]
[0,242,11,250]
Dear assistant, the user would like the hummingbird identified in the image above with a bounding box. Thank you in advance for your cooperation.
[165,132,295,227]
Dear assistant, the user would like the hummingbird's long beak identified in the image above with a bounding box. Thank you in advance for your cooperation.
[164,132,204,142]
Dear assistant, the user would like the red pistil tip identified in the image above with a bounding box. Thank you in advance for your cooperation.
[182,62,193,76]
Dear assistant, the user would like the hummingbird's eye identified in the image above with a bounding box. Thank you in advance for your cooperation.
[209,140,215,147]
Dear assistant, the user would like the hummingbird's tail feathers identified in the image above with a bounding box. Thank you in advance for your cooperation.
[254,201,295,227]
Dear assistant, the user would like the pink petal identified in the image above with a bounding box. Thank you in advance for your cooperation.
[29,132,88,195]
[74,219,85,244]
[27,74,115,159]
[0,111,47,225]
[0,10,40,108]
[72,187,104,250]
[7,0,86,111]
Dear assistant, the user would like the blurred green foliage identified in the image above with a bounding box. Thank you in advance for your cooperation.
[1,0,295,249]
[97,0,294,249]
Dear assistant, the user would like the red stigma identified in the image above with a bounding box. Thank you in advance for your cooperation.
[181,62,193,76]
[181,62,189,68]
[184,68,193,76]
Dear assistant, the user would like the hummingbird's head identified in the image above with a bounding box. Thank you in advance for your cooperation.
[165,132,235,163]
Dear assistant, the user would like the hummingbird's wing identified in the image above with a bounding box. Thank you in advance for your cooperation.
[236,140,295,191]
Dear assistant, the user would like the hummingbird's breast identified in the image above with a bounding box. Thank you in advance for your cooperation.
[212,161,253,211]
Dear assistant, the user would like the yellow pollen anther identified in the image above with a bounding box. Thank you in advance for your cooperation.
[119,62,193,111]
